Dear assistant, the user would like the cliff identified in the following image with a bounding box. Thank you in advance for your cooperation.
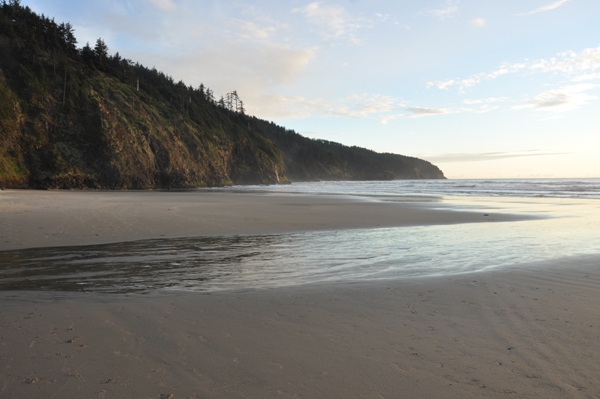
[0,1,444,189]
[254,119,445,181]
[0,2,285,189]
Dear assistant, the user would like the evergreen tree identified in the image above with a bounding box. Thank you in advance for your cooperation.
[58,22,76,52]
[81,41,94,66]
[206,88,214,103]
[94,37,108,59]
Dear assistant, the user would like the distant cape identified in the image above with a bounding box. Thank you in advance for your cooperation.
[0,2,444,189]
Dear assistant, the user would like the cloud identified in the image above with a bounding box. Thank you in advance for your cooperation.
[572,73,600,82]
[230,19,285,40]
[148,0,176,12]
[513,84,598,112]
[254,93,407,120]
[381,107,451,124]
[129,42,316,118]
[293,2,363,44]
[529,47,600,74]
[518,0,572,16]
[250,93,456,122]
[424,150,564,163]
[407,107,448,116]
[427,63,527,91]
[470,18,486,27]
[329,97,478,124]
[239,21,276,39]
[462,97,508,105]
[427,45,600,92]
[420,0,459,20]
[459,97,507,113]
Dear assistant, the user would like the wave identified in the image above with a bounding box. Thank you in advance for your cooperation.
[215,178,600,200]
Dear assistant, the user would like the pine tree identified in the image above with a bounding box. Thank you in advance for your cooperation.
[206,88,214,103]
[94,37,108,59]
[58,22,76,53]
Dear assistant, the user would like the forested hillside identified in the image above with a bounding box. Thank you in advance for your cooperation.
[254,118,445,181]
[0,0,444,189]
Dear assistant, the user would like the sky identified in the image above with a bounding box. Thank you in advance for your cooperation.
[25,0,600,178]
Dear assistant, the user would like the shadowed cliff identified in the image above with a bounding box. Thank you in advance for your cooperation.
[253,119,445,181]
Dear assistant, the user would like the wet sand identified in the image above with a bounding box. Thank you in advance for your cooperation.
[2,256,600,398]
[0,189,526,251]
[1,190,599,398]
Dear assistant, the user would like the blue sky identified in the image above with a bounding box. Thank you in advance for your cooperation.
[27,0,600,178]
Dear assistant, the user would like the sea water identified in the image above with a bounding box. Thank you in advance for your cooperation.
[215,178,600,199]
[1,179,599,293]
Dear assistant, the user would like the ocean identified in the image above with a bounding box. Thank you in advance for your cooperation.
[215,178,600,199]
[1,178,599,293]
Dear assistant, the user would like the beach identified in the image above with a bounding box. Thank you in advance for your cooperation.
[1,189,600,398]
[0,189,529,251]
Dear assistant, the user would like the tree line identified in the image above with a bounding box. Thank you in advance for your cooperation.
[0,0,245,116]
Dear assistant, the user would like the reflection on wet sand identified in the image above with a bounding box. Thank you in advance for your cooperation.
[0,235,284,293]
[1,197,599,294]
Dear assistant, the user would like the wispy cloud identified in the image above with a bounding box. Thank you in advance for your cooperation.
[427,45,600,92]
[229,19,287,41]
[373,13,390,22]
[513,84,598,112]
[517,0,572,16]
[424,150,565,163]
[460,97,507,112]
[139,42,316,117]
[347,94,402,117]
[381,107,451,124]
[251,92,462,122]
[470,18,486,27]
[319,93,405,119]
[427,63,527,92]
[293,2,363,44]
[256,93,406,120]
[462,97,508,105]
[420,0,459,20]
[148,0,176,12]
[372,12,405,28]
[572,73,600,82]
[407,107,448,116]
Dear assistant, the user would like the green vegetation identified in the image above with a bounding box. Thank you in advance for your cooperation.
[0,0,444,189]
[254,118,445,181]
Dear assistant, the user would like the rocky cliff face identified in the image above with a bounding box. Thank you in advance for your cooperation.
[0,2,285,189]
[0,71,286,189]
